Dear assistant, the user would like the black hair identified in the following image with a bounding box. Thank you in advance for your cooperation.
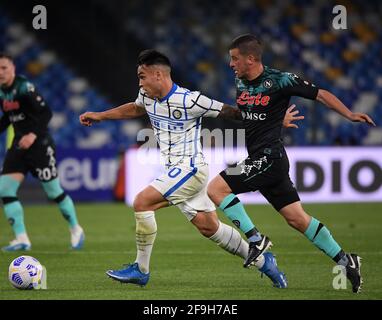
[0,52,14,62]
[229,34,263,61]
[137,49,171,68]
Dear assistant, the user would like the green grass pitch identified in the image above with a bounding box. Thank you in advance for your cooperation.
[0,202,381,300]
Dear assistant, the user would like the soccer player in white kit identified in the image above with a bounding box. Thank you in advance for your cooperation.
[79,50,297,288]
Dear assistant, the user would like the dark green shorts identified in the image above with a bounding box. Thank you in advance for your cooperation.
[220,148,300,211]
[2,135,58,182]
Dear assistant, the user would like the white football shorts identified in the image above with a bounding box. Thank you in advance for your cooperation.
[150,163,216,220]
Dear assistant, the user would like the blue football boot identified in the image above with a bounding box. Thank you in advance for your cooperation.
[106,263,150,286]
[2,239,31,252]
[259,252,288,288]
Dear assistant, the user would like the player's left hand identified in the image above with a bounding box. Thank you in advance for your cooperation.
[349,113,376,126]
[283,104,305,129]
[18,132,37,149]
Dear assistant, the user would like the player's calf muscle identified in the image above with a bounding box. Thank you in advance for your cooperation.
[191,212,219,237]
[279,203,311,232]
[207,178,230,205]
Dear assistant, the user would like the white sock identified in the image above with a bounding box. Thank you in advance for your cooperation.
[254,253,265,269]
[209,222,265,269]
[134,211,157,274]
[16,233,31,245]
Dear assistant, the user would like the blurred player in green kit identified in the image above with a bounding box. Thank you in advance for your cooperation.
[0,53,85,251]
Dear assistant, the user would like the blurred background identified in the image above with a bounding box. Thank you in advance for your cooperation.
[0,0,381,203]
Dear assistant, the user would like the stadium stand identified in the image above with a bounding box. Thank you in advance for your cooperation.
[0,8,142,157]
[118,0,382,146]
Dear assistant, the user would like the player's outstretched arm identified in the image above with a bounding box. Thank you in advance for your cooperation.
[79,102,146,126]
[283,104,305,129]
[316,89,376,126]
[218,104,242,120]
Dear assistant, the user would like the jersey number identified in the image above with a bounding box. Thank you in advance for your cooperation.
[168,167,181,178]
[36,167,57,181]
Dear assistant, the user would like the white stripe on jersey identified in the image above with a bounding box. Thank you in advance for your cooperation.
[135,83,223,167]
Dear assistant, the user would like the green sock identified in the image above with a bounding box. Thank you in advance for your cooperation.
[4,201,26,236]
[219,194,259,239]
[58,195,78,228]
[304,217,341,258]
[41,178,79,228]
[0,175,26,237]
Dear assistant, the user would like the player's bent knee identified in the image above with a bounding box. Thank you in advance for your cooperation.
[195,224,215,238]
[133,194,152,212]
[197,223,217,237]
[199,229,214,238]
[133,197,144,212]
[192,213,219,237]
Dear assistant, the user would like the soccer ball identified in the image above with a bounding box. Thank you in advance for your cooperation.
[8,256,43,290]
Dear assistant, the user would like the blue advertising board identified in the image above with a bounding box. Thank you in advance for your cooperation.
[56,148,120,201]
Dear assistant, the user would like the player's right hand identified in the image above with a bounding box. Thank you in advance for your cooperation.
[79,112,101,126]
[349,112,376,126]
[283,104,305,129]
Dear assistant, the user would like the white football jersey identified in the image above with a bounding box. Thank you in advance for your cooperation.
[135,83,223,167]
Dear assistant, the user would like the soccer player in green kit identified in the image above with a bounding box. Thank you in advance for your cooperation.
[207,34,376,293]
[0,53,85,251]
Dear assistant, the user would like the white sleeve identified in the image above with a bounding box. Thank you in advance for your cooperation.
[187,91,223,118]
[134,89,145,107]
